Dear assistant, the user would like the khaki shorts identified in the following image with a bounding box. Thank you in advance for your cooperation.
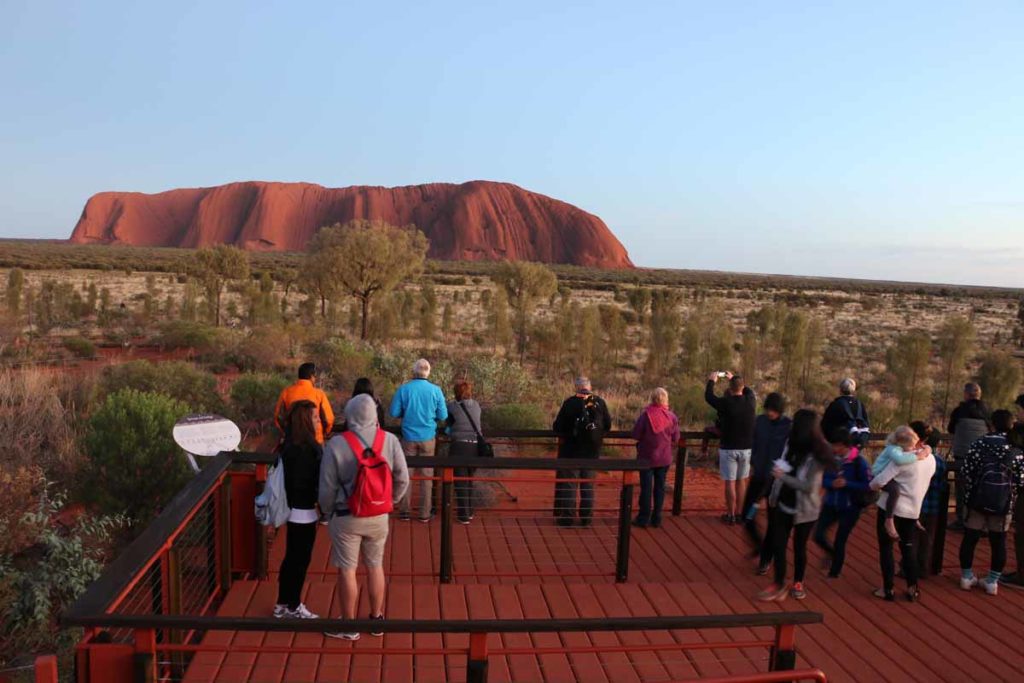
[964,509,1012,533]
[329,513,389,569]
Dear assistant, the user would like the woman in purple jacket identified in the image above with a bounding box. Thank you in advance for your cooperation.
[632,387,681,528]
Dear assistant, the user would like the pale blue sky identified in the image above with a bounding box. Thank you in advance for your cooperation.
[1,1,1022,286]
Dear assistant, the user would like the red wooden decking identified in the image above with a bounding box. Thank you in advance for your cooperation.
[183,500,1024,681]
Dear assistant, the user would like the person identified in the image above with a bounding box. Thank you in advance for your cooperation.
[910,421,946,578]
[999,422,1024,590]
[389,359,448,522]
[957,410,1024,596]
[872,426,932,540]
[757,409,831,602]
[704,372,756,524]
[743,392,791,573]
[631,387,680,528]
[274,362,335,444]
[351,377,386,428]
[813,427,871,578]
[821,378,871,446]
[870,430,937,602]
[273,401,323,619]
[947,382,992,530]
[319,394,410,641]
[445,379,484,524]
[552,377,612,527]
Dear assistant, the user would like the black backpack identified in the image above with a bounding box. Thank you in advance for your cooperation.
[840,399,870,448]
[969,444,1013,516]
[572,395,604,446]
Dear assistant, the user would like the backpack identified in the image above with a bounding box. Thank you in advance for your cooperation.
[254,457,291,528]
[342,429,394,517]
[572,394,604,446]
[840,398,870,448]
[968,442,1013,516]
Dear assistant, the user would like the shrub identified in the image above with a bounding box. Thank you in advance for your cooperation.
[81,389,191,526]
[0,369,81,479]
[224,325,290,372]
[100,360,226,414]
[481,402,546,431]
[230,373,290,426]
[154,320,221,353]
[61,336,96,359]
[309,337,373,391]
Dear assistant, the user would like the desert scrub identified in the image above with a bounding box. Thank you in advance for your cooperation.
[61,336,96,359]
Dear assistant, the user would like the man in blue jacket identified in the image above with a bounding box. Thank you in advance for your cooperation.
[389,358,448,522]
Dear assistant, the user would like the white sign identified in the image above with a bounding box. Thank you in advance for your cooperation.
[173,414,242,457]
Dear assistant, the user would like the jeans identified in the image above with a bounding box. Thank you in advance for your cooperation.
[916,513,939,577]
[813,505,862,577]
[637,466,669,525]
[741,473,771,550]
[448,440,477,521]
[877,513,918,592]
[960,529,1007,575]
[953,459,965,524]
[770,507,813,586]
[277,521,317,609]
[398,439,436,519]
[554,468,595,523]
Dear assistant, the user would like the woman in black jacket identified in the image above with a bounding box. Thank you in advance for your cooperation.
[274,400,322,619]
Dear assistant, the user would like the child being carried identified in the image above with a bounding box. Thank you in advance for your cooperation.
[872,425,932,539]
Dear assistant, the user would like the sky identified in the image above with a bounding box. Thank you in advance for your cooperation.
[1,1,1022,287]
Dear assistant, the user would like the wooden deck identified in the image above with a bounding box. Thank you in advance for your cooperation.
[180,500,1024,683]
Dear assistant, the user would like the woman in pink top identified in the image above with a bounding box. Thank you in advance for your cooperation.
[632,387,681,528]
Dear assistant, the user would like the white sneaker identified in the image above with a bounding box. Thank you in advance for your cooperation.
[273,604,289,618]
[960,576,979,591]
[286,603,319,619]
[325,631,360,641]
[982,579,999,596]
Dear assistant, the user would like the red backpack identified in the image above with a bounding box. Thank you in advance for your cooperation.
[342,430,394,517]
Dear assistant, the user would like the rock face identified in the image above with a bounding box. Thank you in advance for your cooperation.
[69,180,633,268]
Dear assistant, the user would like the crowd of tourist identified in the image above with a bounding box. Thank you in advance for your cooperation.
[264,358,1024,637]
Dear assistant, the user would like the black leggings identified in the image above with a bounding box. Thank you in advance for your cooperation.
[771,508,814,586]
[277,521,317,609]
[877,513,918,592]
[960,528,1007,575]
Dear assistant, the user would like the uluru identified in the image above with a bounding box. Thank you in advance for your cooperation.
[69,180,633,268]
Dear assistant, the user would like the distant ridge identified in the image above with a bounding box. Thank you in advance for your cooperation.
[68,180,633,269]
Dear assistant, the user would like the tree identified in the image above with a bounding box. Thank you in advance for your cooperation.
[599,304,627,372]
[420,284,438,341]
[6,268,24,314]
[936,316,976,418]
[192,245,250,326]
[646,289,683,379]
[492,261,558,361]
[304,221,429,339]
[489,287,513,352]
[886,330,933,421]
[976,350,1024,410]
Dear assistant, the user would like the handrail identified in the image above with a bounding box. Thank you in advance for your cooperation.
[63,610,822,633]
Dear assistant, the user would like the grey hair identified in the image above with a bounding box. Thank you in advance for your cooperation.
[651,387,669,406]
[575,376,592,392]
[412,358,431,379]
[839,378,857,395]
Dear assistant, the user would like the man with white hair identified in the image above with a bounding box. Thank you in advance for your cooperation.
[389,358,448,522]
[552,376,612,527]
[821,378,871,446]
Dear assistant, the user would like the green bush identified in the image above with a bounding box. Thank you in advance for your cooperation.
[154,320,221,353]
[61,336,96,359]
[230,373,290,425]
[81,389,191,527]
[309,337,374,391]
[481,402,547,431]
[224,326,290,372]
[100,360,226,414]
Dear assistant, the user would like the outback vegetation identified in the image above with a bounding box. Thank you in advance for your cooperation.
[1,224,1023,671]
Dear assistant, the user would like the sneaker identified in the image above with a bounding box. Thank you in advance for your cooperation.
[273,604,289,618]
[398,512,411,521]
[981,578,999,596]
[418,516,433,524]
[287,603,319,619]
[756,583,789,602]
[790,582,807,600]
[324,631,360,641]
[370,613,384,637]
[457,518,471,525]
[999,572,1024,590]
[632,518,649,528]
[756,563,770,576]
[872,587,895,602]
[721,513,735,525]
[960,575,978,591]
[905,586,921,602]
[577,518,592,528]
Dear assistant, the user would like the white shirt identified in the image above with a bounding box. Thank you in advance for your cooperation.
[873,456,937,519]
[288,508,318,524]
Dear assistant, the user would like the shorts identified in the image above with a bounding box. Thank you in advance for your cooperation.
[328,513,389,569]
[964,509,1011,533]
[719,449,752,481]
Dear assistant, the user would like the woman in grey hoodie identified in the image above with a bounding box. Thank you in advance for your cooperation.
[757,409,831,603]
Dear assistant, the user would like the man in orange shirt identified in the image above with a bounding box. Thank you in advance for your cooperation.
[274,363,335,444]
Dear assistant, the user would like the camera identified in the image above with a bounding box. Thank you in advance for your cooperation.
[716,371,729,378]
